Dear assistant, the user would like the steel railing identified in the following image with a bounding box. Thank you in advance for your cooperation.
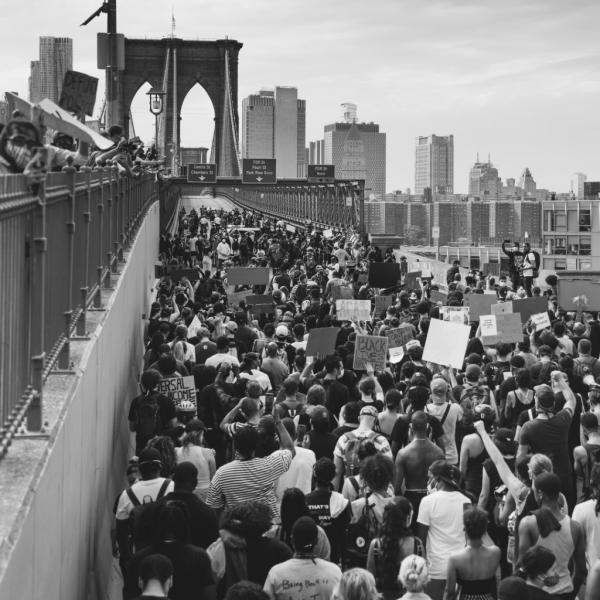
[0,167,159,460]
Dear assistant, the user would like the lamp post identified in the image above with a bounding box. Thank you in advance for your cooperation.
[147,88,165,157]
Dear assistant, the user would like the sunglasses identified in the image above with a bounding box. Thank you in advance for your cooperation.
[8,134,38,148]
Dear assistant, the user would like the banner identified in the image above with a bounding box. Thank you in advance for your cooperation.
[157,267,201,281]
[422,319,471,369]
[480,313,523,345]
[336,299,372,321]
[305,327,340,358]
[386,324,414,348]
[465,295,497,321]
[156,376,196,408]
[226,267,271,286]
[369,263,401,288]
[353,335,389,371]
[374,295,394,317]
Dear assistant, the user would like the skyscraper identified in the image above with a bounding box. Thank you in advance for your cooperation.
[519,168,537,197]
[241,86,306,178]
[574,172,587,200]
[469,158,501,199]
[414,134,454,195]
[35,37,73,104]
[323,107,386,199]
[29,61,41,103]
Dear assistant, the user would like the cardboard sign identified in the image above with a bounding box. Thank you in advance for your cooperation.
[227,289,251,307]
[369,263,401,288]
[336,300,372,322]
[512,296,548,324]
[331,284,354,301]
[387,324,414,348]
[404,271,421,291]
[246,294,274,315]
[423,319,471,369]
[531,311,551,331]
[226,267,271,286]
[187,315,202,339]
[156,376,196,409]
[465,294,497,321]
[305,327,341,358]
[491,302,513,316]
[353,335,389,371]
[430,289,448,305]
[480,313,524,345]
[440,306,470,324]
[59,70,99,116]
[374,295,394,317]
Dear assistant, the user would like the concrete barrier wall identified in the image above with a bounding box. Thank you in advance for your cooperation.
[0,202,159,600]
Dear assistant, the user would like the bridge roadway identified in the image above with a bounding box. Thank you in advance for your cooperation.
[180,193,238,212]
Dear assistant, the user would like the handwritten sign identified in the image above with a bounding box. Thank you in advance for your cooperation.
[336,300,372,322]
[531,311,551,331]
[59,70,99,116]
[156,376,196,409]
[387,325,414,348]
[246,294,274,315]
[480,314,498,337]
[480,313,523,345]
[305,327,340,358]
[389,339,421,364]
[374,295,394,317]
[226,267,271,286]
[422,319,471,369]
[353,335,389,371]
[227,289,251,307]
[440,306,470,324]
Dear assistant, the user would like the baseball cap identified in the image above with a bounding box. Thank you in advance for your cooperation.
[276,324,289,337]
[359,405,379,418]
[138,448,162,465]
[493,428,516,456]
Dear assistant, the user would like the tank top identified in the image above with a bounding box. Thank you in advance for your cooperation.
[534,515,574,594]
[464,448,488,498]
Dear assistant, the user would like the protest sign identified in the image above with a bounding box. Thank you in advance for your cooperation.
[331,284,354,301]
[369,263,401,288]
[187,315,202,339]
[491,302,513,316]
[404,271,421,290]
[512,296,548,324]
[465,294,497,321]
[246,295,274,315]
[306,327,341,358]
[59,70,99,116]
[336,299,372,321]
[430,289,448,304]
[480,313,523,345]
[531,311,551,331]
[323,229,334,239]
[165,267,201,282]
[374,295,394,317]
[226,267,271,286]
[389,346,405,364]
[422,319,470,369]
[227,289,250,307]
[286,224,296,233]
[421,269,432,279]
[353,335,389,371]
[357,272,369,285]
[156,376,196,409]
[440,306,470,324]
[387,324,414,348]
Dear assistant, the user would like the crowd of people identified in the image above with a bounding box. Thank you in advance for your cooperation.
[113,201,600,600]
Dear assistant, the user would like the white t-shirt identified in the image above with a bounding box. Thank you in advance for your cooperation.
[425,402,463,465]
[115,478,175,520]
[572,499,600,566]
[264,557,342,600]
[239,369,272,392]
[417,489,471,578]
[204,352,240,369]
[276,446,316,502]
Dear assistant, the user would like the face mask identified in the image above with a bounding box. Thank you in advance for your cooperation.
[5,141,34,169]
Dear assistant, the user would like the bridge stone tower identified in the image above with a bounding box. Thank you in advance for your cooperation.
[116,37,242,176]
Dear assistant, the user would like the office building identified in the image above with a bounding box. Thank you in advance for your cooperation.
[469,158,501,199]
[519,167,537,197]
[584,182,600,199]
[242,86,306,178]
[30,37,73,104]
[575,173,587,200]
[28,61,41,103]
[323,110,386,199]
[308,140,324,165]
[415,134,454,195]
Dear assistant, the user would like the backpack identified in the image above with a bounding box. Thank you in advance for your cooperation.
[528,250,541,278]
[345,494,379,568]
[134,392,161,438]
[126,478,172,550]
[344,431,379,477]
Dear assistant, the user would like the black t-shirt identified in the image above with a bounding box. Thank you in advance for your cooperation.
[128,392,176,449]
[391,413,444,450]
[306,430,337,460]
[322,379,350,418]
[245,537,293,586]
[194,339,217,364]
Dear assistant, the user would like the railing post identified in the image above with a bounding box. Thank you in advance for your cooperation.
[94,168,106,308]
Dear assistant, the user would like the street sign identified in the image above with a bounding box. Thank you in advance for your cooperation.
[242,158,277,184]
[308,164,335,183]
[432,226,440,239]
[187,163,216,183]
[97,33,125,70]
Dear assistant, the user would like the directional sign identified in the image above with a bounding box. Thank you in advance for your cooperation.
[308,164,335,183]
[187,163,216,183]
[242,158,277,184]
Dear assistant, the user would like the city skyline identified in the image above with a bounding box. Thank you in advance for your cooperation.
[2,0,599,192]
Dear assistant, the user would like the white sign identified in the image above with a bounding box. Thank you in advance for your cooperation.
[336,299,372,322]
[389,346,405,364]
[480,314,498,337]
[323,229,334,239]
[156,376,197,408]
[286,224,296,233]
[187,315,202,339]
[422,319,471,369]
[432,226,440,239]
[531,311,551,331]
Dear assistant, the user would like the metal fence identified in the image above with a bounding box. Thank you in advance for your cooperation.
[0,167,158,459]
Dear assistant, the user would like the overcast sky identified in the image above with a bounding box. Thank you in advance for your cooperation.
[3,0,600,193]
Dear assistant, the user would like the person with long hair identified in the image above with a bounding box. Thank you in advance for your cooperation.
[350,454,395,525]
[444,508,500,600]
[398,554,431,600]
[147,435,178,478]
[175,421,216,501]
[367,496,423,600]
[517,546,559,600]
[333,568,381,600]
[265,487,330,559]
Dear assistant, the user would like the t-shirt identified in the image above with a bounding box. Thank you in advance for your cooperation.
[306,430,337,460]
[204,352,240,369]
[275,446,316,501]
[263,557,342,600]
[520,409,573,484]
[206,449,293,520]
[128,392,176,450]
[333,429,392,466]
[195,339,217,364]
[417,489,471,578]
[424,402,463,464]
[115,478,175,521]
[572,499,600,566]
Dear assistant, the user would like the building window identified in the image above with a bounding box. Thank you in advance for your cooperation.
[580,259,592,270]
[554,237,566,255]
[555,213,567,232]
[579,209,591,232]
[567,236,579,255]
[580,236,592,256]
[554,259,567,270]
[544,210,555,231]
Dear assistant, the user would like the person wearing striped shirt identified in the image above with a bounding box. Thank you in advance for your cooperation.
[206,404,296,521]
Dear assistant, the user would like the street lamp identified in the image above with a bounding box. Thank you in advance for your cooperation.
[147,87,165,156]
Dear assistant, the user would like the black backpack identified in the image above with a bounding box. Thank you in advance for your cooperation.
[135,392,160,438]
[127,479,172,550]
[345,494,379,568]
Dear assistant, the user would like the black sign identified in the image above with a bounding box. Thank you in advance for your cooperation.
[59,71,99,117]
[369,263,401,288]
[187,163,216,183]
[308,164,335,183]
[242,158,276,184]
